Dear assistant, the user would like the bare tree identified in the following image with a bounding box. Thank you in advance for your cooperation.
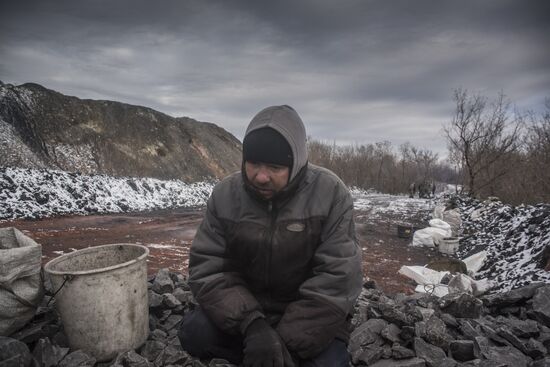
[523,99,550,202]
[444,88,523,198]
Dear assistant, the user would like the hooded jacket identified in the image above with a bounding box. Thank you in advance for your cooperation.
[188,105,363,359]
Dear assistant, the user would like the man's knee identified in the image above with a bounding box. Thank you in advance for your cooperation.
[178,307,243,363]
[178,308,217,358]
[302,339,350,367]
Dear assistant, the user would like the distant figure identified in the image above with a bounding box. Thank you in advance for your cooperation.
[431,182,436,197]
[409,182,416,198]
[179,105,363,366]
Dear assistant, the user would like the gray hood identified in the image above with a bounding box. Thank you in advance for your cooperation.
[245,105,308,182]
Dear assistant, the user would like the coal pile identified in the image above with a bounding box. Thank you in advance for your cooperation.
[2,269,549,366]
[447,194,550,293]
[0,167,214,221]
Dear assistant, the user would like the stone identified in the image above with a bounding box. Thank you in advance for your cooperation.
[416,307,435,321]
[475,320,510,346]
[379,303,412,327]
[8,319,52,344]
[530,357,550,367]
[140,340,167,361]
[440,293,483,319]
[449,340,475,362]
[392,344,416,359]
[58,350,96,367]
[162,293,182,308]
[32,337,69,367]
[481,283,545,308]
[382,344,393,359]
[495,316,539,338]
[369,357,427,367]
[381,323,403,343]
[415,321,427,339]
[357,345,384,365]
[496,326,526,352]
[440,313,459,328]
[524,337,547,360]
[459,320,481,341]
[113,350,152,367]
[532,285,550,327]
[149,291,164,308]
[480,346,532,367]
[153,345,191,366]
[152,268,175,294]
[472,336,492,359]
[173,288,194,304]
[424,315,452,351]
[150,329,168,341]
[413,337,446,367]
[160,315,183,332]
[349,318,387,353]
[169,272,187,287]
[437,358,458,367]
[208,358,237,367]
[0,336,32,367]
[415,294,439,310]
[400,326,416,343]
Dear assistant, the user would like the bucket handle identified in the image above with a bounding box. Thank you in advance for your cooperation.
[46,274,74,306]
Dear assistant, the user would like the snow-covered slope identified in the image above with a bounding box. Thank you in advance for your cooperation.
[0,167,214,220]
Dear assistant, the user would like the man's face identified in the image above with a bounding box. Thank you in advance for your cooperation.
[245,161,290,200]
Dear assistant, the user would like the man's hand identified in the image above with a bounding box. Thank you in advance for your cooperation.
[243,318,295,367]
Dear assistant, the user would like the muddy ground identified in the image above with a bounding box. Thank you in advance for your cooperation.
[1,199,446,295]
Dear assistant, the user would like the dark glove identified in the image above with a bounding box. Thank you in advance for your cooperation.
[243,318,295,367]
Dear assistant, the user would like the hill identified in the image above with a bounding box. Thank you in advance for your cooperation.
[0,81,241,181]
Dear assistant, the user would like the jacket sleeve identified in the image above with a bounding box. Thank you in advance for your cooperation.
[275,185,363,359]
[188,189,264,335]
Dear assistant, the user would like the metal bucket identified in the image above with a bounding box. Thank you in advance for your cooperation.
[44,244,149,361]
[439,237,460,255]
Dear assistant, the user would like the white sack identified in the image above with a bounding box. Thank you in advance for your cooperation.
[0,227,44,336]
[447,274,474,294]
[428,218,452,232]
[442,209,462,236]
[432,205,445,220]
[462,251,488,275]
[398,265,450,285]
[472,278,493,296]
[412,227,450,247]
[415,284,449,298]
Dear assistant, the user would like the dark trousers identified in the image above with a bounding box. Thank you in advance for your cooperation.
[178,307,350,367]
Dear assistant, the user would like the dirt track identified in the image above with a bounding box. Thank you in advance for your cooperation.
[1,200,445,295]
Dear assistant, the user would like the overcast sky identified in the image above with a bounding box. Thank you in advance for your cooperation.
[1,0,549,159]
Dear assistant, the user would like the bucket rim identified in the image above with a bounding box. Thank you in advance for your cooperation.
[44,243,149,276]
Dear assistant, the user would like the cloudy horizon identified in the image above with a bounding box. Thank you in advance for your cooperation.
[1,0,549,159]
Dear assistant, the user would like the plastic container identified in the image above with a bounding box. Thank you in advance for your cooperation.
[439,237,460,255]
[44,244,149,361]
[397,224,413,238]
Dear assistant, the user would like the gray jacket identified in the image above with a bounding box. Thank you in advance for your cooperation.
[188,106,363,358]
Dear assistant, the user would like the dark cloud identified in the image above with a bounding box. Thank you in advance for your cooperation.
[1,0,549,158]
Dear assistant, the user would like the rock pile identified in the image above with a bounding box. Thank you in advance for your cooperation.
[350,282,550,366]
[0,167,214,221]
[1,270,549,366]
[449,194,550,292]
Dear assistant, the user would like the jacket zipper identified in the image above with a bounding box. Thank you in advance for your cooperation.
[266,201,277,291]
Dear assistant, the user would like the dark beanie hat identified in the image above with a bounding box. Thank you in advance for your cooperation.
[242,127,293,167]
